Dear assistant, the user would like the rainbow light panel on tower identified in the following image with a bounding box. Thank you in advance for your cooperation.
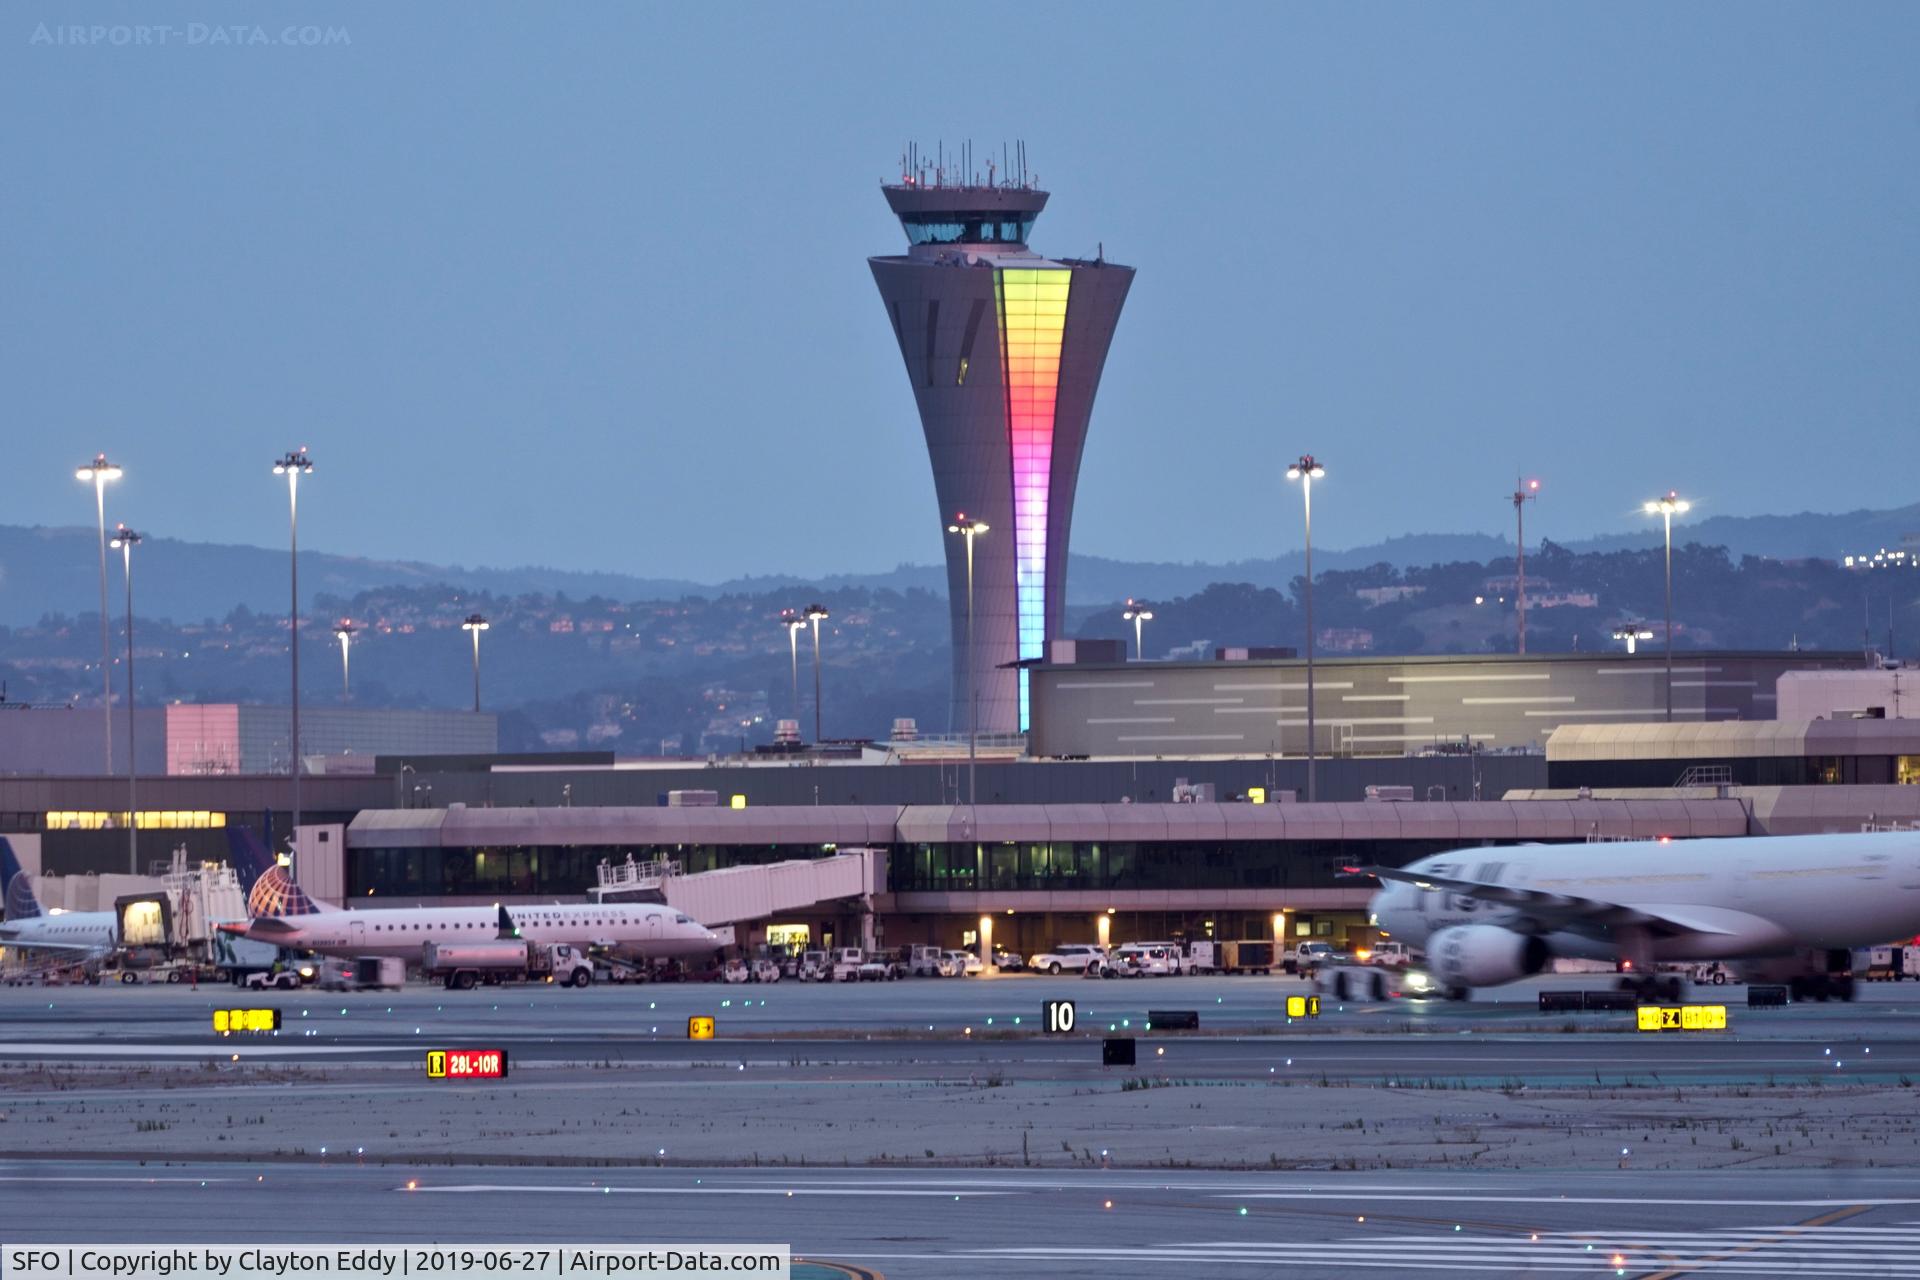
[996,266,1071,729]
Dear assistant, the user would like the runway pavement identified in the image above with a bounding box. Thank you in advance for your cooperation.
[4,1159,1917,1278]
[1,976,1916,1085]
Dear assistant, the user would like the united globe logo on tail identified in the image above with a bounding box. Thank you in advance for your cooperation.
[247,864,320,917]
[1,838,43,921]
[225,825,320,917]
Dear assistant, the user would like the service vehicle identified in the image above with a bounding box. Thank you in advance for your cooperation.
[1363,941,1413,966]
[1028,943,1106,975]
[796,950,830,982]
[1858,945,1920,981]
[750,958,782,983]
[857,956,902,981]
[317,956,404,991]
[1183,940,1219,974]
[1112,942,1180,976]
[113,959,221,985]
[943,949,984,977]
[1690,960,1737,986]
[243,966,302,991]
[1135,946,1179,976]
[722,958,752,984]
[906,945,946,976]
[830,947,865,982]
[422,939,595,990]
[1218,940,1278,975]
[1290,941,1347,972]
[992,949,1025,972]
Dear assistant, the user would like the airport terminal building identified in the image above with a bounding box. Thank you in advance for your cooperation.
[5,649,1915,958]
[327,795,1750,957]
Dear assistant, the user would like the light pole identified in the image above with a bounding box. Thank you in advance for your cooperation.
[109,525,142,874]
[1286,455,1325,803]
[1642,491,1691,721]
[1122,599,1154,662]
[946,515,989,805]
[1511,477,1539,654]
[334,621,356,701]
[76,454,122,773]
[272,447,314,866]
[461,614,490,712]
[1611,622,1654,654]
[780,610,807,724]
[805,604,830,742]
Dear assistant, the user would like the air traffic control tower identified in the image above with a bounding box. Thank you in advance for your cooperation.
[870,164,1133,735]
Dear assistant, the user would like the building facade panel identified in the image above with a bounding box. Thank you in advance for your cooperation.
[1031,651,1862,758]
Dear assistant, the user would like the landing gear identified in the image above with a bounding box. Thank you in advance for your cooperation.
[1617,974,1684,1003]
[1789,973,1856,1003]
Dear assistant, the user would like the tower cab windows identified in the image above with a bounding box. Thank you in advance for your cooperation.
[900,213,1036,246]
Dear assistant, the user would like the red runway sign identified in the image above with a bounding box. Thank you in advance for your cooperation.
[425,1048,509,1079]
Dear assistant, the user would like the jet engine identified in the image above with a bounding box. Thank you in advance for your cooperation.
[1426,925,1550,988]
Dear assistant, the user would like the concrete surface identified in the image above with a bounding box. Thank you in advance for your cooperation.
[5,1160,1920,1278]
[5,977,1919,1275]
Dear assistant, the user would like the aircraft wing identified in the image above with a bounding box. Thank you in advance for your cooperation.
[1365,866,1739,939]
[0,935,113,955]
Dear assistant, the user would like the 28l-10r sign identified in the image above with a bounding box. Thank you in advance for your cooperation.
[425,1048,509,1079]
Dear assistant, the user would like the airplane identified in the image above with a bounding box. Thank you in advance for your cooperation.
[1,826,304,970]
[1368,829,1920,1002]
[222,875,723,964]
[0,837,117,958]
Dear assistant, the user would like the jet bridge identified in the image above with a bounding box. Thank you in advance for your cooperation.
[589,849,884,926]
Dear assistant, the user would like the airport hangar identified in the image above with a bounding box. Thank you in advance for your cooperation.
[5,648,1909,956]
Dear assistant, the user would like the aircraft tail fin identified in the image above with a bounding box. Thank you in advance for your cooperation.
[231,821,323,919]
[2,837,43,922]
[224,823,279,890]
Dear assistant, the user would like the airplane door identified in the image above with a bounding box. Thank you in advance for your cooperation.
[645,914,663,948]
[349,919,366,952]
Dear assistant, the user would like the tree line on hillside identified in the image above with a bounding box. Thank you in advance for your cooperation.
[0,542,1907,750]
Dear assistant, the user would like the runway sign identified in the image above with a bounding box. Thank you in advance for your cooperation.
[1636,1004,1728,1032]
[688,1015,716,1040]
[1285,995,1320,1018]
[425,1048,509,1079]
[1044,1000,1076,1033]
[212,1008,281,1034]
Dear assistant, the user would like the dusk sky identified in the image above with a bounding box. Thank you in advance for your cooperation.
[6,3,1916,584]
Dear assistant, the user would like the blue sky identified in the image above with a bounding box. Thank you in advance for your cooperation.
[5,3,1916,583]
